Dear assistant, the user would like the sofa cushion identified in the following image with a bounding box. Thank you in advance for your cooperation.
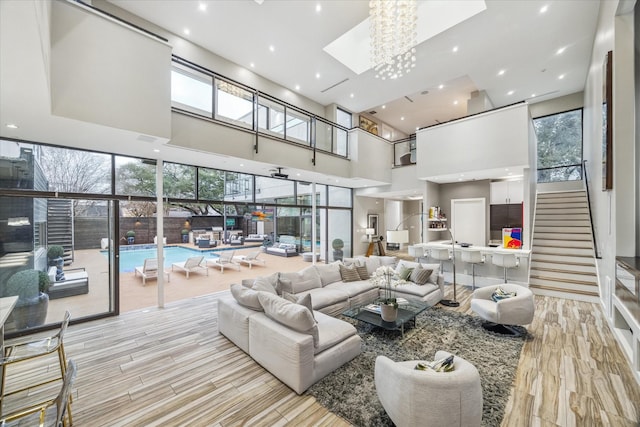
[325,280,377,298]
[280,267,322,293]
[339,264,361,282]
[314,311,358,354]
[410,265,433,285]
[282,292,316,321]
[230,283,263,311]
[257,292,319,346]
[371,255,398,267]
[252,277,278,294]
[395,282,439,298]
[298,287,350,310]
[355,256,380,276]
[396,259,420,273]
[315,262,342,286]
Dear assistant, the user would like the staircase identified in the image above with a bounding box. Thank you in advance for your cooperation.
[529,190,599,302]
[47,199,74,265]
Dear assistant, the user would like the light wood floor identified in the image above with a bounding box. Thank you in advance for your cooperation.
[5,285,640,426]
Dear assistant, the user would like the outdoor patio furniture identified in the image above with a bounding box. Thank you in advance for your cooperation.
[171,256,208,278]
[206,251,241,273]
[134,258,170,286]
[47,267,89,299]
[234,251,266,269]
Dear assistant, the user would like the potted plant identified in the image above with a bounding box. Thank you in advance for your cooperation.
[0,269,49,330]
[47,245,65,281]
[332,238,344,261]
[181,229,189,243]
[371,266,404,322]
[126,230,135,245]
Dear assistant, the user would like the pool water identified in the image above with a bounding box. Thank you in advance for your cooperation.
[102,246,219,273]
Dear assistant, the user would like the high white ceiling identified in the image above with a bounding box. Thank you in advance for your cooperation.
[109,0,601,135]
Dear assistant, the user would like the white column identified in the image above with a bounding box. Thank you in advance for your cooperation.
[312,182,317,264]
[156,159,164,308]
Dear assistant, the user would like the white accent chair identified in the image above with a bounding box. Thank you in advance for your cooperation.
[206,251,241,273]
[461,248,484,290]
[470,283,535,336]
[234,251,266,269]
[491,251,519,283]
[375,351,483,427]
[171,256,208,278]
[135,258,170,285]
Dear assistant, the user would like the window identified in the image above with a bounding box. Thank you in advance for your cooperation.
[336,108,352,128]
[255,176,294,204]
[224,172,253,202]
[171,65,213,116]
[115,156,156,197]
[258,98,285,137]
[328,186,351,207]
[533,109,583,183]
[163,163,196,199]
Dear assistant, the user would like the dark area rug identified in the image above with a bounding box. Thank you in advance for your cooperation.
[306,307,526,427]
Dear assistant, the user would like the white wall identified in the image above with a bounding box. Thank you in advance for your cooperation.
[529,92,584,119]
[416,103,530,178]
[349,129,393,183]
[50,1,172,139]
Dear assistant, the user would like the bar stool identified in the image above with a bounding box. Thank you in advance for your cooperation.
[492,252,519,283]
[430,248,451,275]
[1,311,72,422]
[461,249,484,290]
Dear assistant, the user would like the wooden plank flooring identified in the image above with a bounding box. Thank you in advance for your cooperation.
[4,286,640,426]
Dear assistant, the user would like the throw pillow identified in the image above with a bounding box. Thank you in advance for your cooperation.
[398,266,414,281]
[410,265,433,285]
[314,262,342,286]
[257,292,319,347]
[277,277,294,294]
[491,286,517,302]
[339,264,361,282]
[252,277,278,295]
[230,283,263,311]
[355,265,370,280]
[282,292,316,321]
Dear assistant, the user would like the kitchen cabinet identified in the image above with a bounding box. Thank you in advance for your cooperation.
[490,204,523,240]
[490,180,523,204]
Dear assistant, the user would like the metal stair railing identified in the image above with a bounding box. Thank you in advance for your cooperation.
[582,160,601,259]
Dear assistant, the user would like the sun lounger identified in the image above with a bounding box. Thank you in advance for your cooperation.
[171,256,208,278]
[135,258,170,285]
[234,251,266,269]
[206,251,241,273]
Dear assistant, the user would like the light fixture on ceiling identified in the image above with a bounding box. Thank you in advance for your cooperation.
[370,0,417,80]
[5,123,18,129]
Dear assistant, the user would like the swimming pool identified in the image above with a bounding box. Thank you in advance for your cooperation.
[102,246,219,273]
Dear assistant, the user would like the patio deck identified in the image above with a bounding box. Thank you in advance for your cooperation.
[41,244,315,327]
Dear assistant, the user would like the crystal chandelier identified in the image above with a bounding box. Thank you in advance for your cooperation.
[370,0,417,80]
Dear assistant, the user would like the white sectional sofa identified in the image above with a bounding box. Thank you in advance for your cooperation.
[218,255,445,394]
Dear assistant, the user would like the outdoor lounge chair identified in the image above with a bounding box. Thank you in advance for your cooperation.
[171,256,208,278]
[135,258,170,285]
[206,251,241,273]
[234,250,266,269]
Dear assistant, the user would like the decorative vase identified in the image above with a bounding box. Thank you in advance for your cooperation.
[380,303,398,322]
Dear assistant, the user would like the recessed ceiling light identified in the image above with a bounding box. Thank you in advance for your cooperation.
[315,72,321,79]
[350,93,354,98]
[153,149,160,153]
[6,123,18,129]
[400,117,405,121]
[295,85,300,90]
[250,62,255,68]
[239,163,244,167]
[269,45,275,52]
[558,74,565,80]
[498,69,505,76]
[460,174,465,177]
[316,3,321,12]
[198,3,207,11]
[416,127,419,131]
[508,172,513,176]
[183,28,190,35]
[438,84,444,89]
[297,173,301,176]
[540,4,548,13]
[452,46,459,53]
[507,90,514,95]
[458,178,463,181]
[531,93,536,98]
[453,100,458,105]
[381,105,386,109]
[556,47,566,55]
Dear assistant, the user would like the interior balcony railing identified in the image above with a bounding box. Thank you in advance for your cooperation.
[392,135,416,167]
[171,56,350,162]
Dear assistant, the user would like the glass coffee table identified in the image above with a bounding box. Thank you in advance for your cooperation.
[342,299,430,337]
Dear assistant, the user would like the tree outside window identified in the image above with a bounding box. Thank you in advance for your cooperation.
[533,109,583,183]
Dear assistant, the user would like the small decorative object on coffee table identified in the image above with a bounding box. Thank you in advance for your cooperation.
[370,266,405,322]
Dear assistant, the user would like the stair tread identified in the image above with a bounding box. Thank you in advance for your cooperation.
[530,259,594,267]
[529,284,599,297]
[529,274,598,286]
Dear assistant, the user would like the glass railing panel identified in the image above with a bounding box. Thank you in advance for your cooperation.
[214,78,253,129]
[334,127,348,157]
[258,97,285,138]
[286,109,310,145]
[315,120,332,153]
[171,65,213,116]
[536,164,582,183]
